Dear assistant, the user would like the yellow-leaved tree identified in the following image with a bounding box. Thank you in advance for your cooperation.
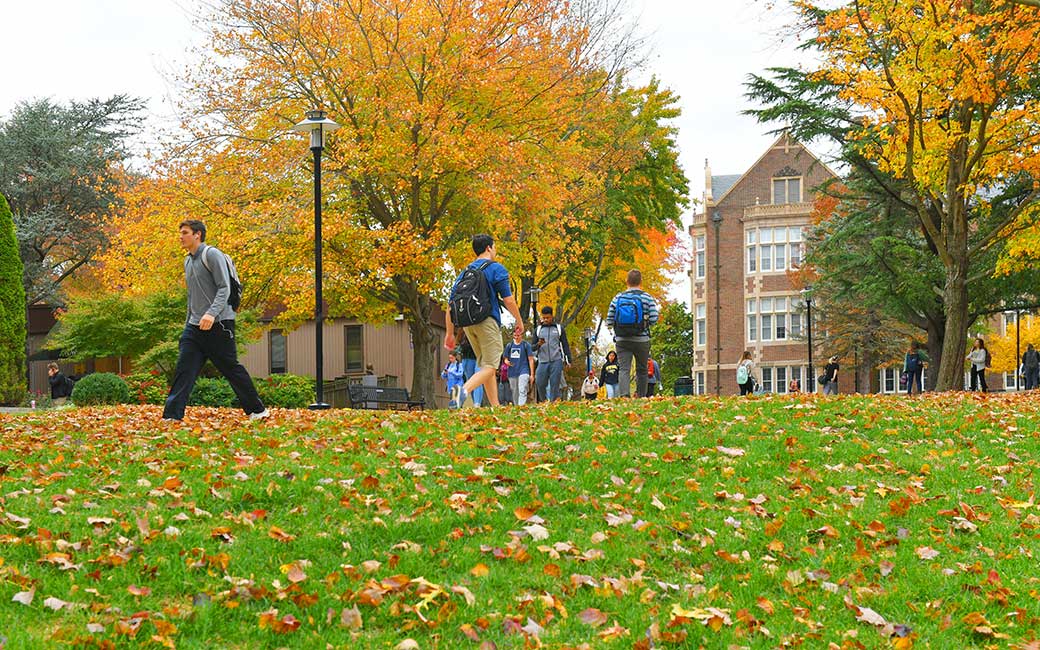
[790,0,1040,390]
[101,0,686,403]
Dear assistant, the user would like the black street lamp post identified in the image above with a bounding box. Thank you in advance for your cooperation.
[293,110,340,410]
[527,286,541,402]
[584,326,595,375]
[801,286,814,393]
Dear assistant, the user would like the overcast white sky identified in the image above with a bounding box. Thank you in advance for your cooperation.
[0,0,813,303]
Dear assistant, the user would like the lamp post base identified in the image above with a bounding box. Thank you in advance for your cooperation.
[308,402,331,411]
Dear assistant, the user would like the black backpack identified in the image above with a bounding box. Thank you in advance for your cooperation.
[200,245,243,311]
[450,260,493,327]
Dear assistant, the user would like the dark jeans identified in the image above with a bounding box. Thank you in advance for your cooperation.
[969,367,988,392]
[739,380,754,396]
[906,368,923,395]
[1025,367,1039,390]
[646,382,657,397]
[162,321,265,420]
[616,339,650,397]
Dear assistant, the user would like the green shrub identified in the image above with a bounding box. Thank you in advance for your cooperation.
[188,377,236,407]
[0,194,26,405]
[124,372,168,405]
[71,372,130,406]
[255,374,314,409]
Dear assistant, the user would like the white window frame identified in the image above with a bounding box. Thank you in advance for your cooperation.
[772,177,802,205]
[695,303,706,347]
[695,235,706,279]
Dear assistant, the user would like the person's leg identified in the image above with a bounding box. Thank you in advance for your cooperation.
[605,383,616,399]
[615,343,634,397]
[548,359,564,401]
[979,369,988,393]
[206,321,265,414]
[1028,368,1039,390]
[509,376,519,405]
[914,369,923,393]
[969,368,978,391]
[464,319,502,407]
[535,361,550,402]
[163,327,206,420]
[518,373,530,405]
[632,341,650,397]
[646,382,656,397]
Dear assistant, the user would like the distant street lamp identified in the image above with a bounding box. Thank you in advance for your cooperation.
[292,109,340,410]
[583,326,595,374]
[527,285,542,402]
[801,285,814,392]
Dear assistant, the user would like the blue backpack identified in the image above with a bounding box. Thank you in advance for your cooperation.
[613,292,646,336]
[905,352,920,372]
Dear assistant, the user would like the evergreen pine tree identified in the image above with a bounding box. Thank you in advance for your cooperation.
[0,193,27,404]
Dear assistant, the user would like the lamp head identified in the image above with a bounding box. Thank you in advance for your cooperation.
[293,109,340,150]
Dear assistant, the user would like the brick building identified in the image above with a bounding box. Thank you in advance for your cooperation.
[689,134,837,395]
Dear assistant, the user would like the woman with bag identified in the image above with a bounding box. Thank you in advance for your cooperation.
[902,341,928,395]
[966,338,989,392]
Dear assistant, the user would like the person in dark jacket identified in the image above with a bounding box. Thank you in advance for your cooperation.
[47,362,73,405]
[1022,343,1040,390]
[600,350,620,398]
[903,341,929,395]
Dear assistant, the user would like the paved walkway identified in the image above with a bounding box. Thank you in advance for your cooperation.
[0,407,32,415]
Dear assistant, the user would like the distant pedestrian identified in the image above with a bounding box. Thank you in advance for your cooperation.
[646,354,661,397]
[600,350,620,398]
[820,356,839,395]
[162,220,268,422]
[441,351,465,407]
[1022,343,1039,390]
[457,332,484,407]
[498,356,513,405]
[581,372,600,400]
[903,341,929,395]
[736,351,755,396]
[504,329,535,405]
[47,362,73,406]
[606,270,659,397]
[444,234,525,408]
[534,306,572,402]
[788,378,801,393]
[966,338,989,392]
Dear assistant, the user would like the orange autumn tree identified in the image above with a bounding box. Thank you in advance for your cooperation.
[102,0,655,403]
[791,0,1040,390]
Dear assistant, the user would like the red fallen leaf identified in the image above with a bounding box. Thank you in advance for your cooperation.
[258,609,301,633]
[756,597,774,615]
[162,476,183,490]
[361,475,380,489]
[127,585,152,597]
[268,526,296,542]
[578,607,608,627]
[852,537,871,561]
[543,563,561,577]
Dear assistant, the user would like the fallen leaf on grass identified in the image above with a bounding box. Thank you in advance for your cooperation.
[12,589,34,605]
[579,607,608,627]
[915,546,940,560]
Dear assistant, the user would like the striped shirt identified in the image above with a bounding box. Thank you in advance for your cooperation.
[606,289,659,341]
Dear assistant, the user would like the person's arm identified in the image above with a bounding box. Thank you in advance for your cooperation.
[560,328,572,365]
[201,247,231,329]
[606,297,617,329]
[526,343,535,377]
[501,295,524,337]
[645,294,660,328]
[444,306,456,351]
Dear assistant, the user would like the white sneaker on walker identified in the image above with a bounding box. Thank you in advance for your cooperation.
[249,409,270,421]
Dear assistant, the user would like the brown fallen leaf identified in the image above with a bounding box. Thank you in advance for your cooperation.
[579,607,609,627]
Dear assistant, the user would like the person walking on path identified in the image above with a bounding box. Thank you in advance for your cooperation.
[534,306,572,402]
[606,269,659,397]
[504,329,535,405]
[444,234,524,408]
[645,354,662,397]
[820,356,840,395]
[1022,343,1040,390]
[162,220,268,421]
[903,341,929,395]
[441,351,465,408]
[966,338,990,392]
[47,363,73,406]
[736,351,755,396]
[600,351,620,398]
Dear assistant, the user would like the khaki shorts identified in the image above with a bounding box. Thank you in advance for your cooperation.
[464,318,504,371]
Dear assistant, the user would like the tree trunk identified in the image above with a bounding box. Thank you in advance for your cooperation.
[925,319,944,391]
[934,260,970,391]
[393,278,440,406]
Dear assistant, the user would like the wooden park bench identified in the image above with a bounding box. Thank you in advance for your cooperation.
[348,385,425,411]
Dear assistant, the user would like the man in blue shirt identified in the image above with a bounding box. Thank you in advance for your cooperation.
[444,234,524,407]
[504,329,535,405]
[606,269,660,398]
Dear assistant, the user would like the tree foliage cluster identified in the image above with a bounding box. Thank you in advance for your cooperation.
[0,193,26,405]
[99,0,689,403]
[748,0,1040,390]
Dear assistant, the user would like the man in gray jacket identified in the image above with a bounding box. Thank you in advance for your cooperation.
[162,220,268,421]
[534,306,572,401]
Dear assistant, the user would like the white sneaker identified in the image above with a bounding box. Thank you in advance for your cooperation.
[249,409,270,421]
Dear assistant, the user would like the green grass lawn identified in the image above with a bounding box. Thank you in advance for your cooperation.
[0,394,1038,649]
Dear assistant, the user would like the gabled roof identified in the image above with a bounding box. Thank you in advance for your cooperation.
[711,175,741,201]
[714,133,838,206]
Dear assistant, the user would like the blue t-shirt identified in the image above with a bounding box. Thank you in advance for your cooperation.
[453,258,512,325]
[504,341,533,378]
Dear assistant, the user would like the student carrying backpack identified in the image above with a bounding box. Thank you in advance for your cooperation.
[606,269,659,398]
[449,260,493,327]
